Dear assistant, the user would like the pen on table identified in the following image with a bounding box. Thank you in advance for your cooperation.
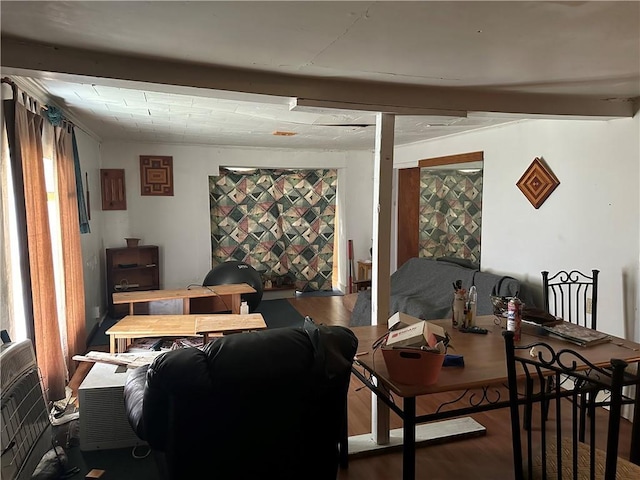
[355,351,369,357]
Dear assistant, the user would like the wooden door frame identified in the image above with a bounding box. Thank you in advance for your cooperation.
[397,151,483,267]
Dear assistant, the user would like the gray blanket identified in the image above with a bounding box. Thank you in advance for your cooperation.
[350,257,533,327]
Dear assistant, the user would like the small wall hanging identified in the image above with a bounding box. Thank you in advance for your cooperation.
[516,157,560,209]
[140,155,174,196]
[101,169,126,210]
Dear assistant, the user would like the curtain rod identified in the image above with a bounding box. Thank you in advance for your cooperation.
[2,77,18,97]
[3,76,76,129]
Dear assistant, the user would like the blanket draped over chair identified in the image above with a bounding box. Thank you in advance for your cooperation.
[349,257,534,327]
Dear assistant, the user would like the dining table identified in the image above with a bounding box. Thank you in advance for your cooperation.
[349,315,640,480]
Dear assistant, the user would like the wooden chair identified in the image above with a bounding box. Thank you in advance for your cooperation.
[503,330,640,480]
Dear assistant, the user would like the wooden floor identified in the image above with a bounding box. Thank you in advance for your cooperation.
[71,295,635,480]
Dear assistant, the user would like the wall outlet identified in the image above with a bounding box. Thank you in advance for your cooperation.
[586,298,592,314]
[93,306,101,319]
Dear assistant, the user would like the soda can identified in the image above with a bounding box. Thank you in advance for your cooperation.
[507,297,522,341]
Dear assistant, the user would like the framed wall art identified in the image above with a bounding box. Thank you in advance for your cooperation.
[140,155,174,196]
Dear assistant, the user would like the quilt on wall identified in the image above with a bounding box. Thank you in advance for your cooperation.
[419,169,482,264]
[209,168,337,291]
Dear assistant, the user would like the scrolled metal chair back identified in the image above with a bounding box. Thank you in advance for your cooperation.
[542,269,599,329]
[503,330,628,480]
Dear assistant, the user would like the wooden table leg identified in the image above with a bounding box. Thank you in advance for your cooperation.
[129,302,134,315]
[183,298,190,314]
[231,294,241,314]
[109,334,116,354]
[116,337,128,354]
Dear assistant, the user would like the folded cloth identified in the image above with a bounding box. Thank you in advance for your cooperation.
[443,354,464,367]
[522,306,558,325]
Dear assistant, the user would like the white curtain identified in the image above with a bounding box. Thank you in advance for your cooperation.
[1,94,16,338]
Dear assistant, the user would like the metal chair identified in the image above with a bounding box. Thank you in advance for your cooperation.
[540,270,601,437]
[503,330,640,480]
[541,269,599,329]
[541,269,635,448]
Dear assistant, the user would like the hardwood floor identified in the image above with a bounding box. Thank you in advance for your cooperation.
[289,295,353,327]
[289,295,636,480]
[69,295,635,480]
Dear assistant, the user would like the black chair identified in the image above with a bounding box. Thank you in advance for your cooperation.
[123,319,358,480]
[542,270,599,329]
[542,269,636,443]
[541,270,599,434]
[503,330,640,480]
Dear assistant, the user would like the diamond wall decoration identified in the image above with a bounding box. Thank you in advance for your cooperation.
[516,157,560,209]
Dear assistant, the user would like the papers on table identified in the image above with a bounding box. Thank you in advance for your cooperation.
[541,321,611,347]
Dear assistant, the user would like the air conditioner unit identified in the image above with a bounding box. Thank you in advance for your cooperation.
[78,362,146,451]
[1,340,52,480]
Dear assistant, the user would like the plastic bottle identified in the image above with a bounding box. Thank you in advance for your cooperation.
[507,297,522,341]
[452,290,466,329]
[467,286,477,327]
[240,301,249,315]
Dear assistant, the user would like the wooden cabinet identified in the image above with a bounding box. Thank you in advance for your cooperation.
[106,246,159,317]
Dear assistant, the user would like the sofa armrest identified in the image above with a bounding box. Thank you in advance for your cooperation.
[123,365,149,441]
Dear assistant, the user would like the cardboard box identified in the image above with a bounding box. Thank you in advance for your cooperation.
[385,318,447,349]
[388,311,422,330]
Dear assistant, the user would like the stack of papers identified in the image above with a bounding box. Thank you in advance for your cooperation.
[542,321,610,347]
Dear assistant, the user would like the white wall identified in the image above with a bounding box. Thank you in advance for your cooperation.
[99,143,374,292]
[395,116,640,341]
[75,129,105,332]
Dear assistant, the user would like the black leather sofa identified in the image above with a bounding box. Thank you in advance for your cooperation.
[123,319,358,480]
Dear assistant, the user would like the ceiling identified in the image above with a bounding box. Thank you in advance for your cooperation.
[1,1,639,150]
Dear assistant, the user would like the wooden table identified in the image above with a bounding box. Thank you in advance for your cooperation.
[350,316,640,480]
[357,260,372,281]
[105,313,266,353]
[112,284,256,315]
[195,313,267,343]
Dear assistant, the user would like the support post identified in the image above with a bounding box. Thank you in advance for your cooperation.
[371,113,395,445]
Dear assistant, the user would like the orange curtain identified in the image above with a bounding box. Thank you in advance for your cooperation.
[54,124,87,377]
[13,98,66,400]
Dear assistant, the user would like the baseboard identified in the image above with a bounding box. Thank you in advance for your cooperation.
[348,417,486,458]
[86,313,107,348]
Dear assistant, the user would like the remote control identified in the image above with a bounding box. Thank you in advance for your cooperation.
[459,326,488,334]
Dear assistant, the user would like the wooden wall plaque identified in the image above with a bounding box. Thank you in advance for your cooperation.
[516,157,560,209]
[101,169,126,210]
